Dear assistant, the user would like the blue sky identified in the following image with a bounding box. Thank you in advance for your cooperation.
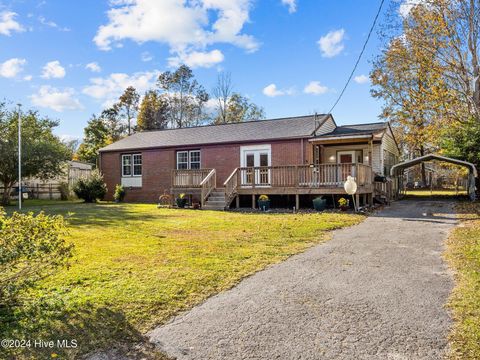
[0,0,406,141]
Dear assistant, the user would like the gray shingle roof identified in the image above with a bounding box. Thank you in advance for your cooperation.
[317,122,388,138]
[99,115,324,152]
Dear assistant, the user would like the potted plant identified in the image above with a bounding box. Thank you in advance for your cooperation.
[258,194,270,211]
[338,197,349,211]
[113,184,126,203]
[176,193,187,208]
[312,196,327,211]
[192,198,201,209]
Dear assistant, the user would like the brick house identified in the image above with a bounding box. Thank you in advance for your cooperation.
[99,114,399,209]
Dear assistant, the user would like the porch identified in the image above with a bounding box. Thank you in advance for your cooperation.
[171,163,374,209]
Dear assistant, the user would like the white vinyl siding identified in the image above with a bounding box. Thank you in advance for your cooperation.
[315,116,336,135]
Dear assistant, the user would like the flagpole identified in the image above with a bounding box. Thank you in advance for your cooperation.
[18,104,22,211]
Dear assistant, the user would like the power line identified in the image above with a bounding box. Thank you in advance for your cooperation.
[327,0,386,114]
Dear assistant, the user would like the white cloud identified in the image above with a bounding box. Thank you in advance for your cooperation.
[399,0,428,17]
[318,29,345,58]
[0,58,26,78]
[38,16,70,31]
[82,70,159,106]
[281,0,297,13]
[168,49,224,69]
[41,60,66,79]
[85,62,102,73]
[59,134,81,142]
[141,51,153,62]
[94,0,258,68]
[354,74,369,84]
[0,11,24,36]
[30,86,83,112]
[262,83,295,97]
[23,75,33,81]
[304,81,328,95]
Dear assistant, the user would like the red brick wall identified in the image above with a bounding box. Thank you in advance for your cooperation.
[100,138,311,202]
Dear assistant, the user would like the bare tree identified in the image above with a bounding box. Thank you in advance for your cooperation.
[212,72,233,124]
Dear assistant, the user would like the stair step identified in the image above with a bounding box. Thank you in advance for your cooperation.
[208,196,225,202]
[203,205,225,210]
[205,201,225,206]
[210,192,225,196]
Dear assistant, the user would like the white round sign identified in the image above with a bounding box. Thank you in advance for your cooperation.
[344,176,357,195]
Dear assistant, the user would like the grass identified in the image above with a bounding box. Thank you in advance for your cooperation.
[405,189,468,197]
[445,202,480,359]
[1,200,363,359]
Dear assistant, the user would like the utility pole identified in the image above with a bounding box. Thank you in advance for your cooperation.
[18,104,22,211]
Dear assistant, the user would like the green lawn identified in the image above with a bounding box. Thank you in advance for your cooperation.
[404,189,468,197]
[446,202,480,359]
[1,201,363,359]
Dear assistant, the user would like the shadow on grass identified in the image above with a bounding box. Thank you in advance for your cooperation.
[0,297,167,360]
[4,202,181,228]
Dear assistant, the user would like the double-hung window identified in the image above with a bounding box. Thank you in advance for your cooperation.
[122,154,142,176]
[176,150,201,170]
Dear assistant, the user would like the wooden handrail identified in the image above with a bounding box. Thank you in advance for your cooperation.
[200,169,216,207]
[224,168,239,207]
[200,168,216,186]
[223,167,239,186]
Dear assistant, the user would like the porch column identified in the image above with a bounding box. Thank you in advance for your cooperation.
[252,194,256,209]
[295,194,300,210]
[368,140,373,166]
[236,195,240,208]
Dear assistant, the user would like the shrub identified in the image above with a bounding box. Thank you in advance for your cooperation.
[73,170,107,203]
[58,181,70,201]
[113,184,126,202]
[0,208,74,304]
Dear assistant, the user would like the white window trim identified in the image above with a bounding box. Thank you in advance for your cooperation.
[336,150,356,164]
[176,150,201,170]
[122,153,142,177]
[132,153,142,177]
[189,150,201,169]
[240,144,272,167]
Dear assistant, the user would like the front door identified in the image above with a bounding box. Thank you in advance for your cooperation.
[241,146,271,186]
[337,151,355,183]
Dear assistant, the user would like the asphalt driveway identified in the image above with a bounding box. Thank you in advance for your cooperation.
[149,200,456,360]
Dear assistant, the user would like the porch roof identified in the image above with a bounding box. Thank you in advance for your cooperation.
[309,122,388,144]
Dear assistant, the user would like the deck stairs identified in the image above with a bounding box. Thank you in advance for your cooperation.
[203,188,227,210]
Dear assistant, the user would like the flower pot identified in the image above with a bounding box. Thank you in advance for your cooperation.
[312,198,327,211]
[258,200,270,211]
[340,205,349,211]
[176,198,187,208]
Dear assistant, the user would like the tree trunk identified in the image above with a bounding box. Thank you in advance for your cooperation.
[1,182,13,206]
[419,146,427,187]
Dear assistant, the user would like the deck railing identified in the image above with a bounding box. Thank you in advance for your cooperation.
[171,168,213,188]
[200,169,216,207]
[225,163,372,189]
[222,163,373,205]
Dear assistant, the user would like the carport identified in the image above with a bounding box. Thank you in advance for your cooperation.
[390,154,478,201]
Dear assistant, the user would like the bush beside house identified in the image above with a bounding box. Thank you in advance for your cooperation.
[73,170,107,203]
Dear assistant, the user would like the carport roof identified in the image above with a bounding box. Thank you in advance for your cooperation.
[390,154,478,177]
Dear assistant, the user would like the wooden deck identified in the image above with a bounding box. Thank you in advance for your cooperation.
[172,164,374,208]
